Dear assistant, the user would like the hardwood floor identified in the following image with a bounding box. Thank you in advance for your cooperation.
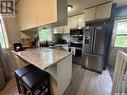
[0,76,19,95]
[64,65,112,95]
[0,64,112,95]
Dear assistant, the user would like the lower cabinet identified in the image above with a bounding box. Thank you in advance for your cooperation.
[13,54,29,69]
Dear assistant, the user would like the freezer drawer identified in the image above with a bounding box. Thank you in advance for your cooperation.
[82,53,103,73]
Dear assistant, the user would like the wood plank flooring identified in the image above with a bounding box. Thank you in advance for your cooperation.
[64,65,112,95]
[0,64,112,95]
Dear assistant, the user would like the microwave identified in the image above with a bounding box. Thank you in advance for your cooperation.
[70,29,83,36]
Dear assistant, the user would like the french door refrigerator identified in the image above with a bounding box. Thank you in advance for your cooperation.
[82,21,108,73]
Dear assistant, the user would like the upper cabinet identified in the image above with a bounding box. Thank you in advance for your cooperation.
[17,0,37,31]
[68,14,85,29]
[77,14,85,28]
[53,13,85,34]
[53,26,70,34]
[17,0,67,31]
[36,0,57,27]
[68,16,78,29]
[84,2,112,22]
[96,2,112,19]
[84,7,96,22]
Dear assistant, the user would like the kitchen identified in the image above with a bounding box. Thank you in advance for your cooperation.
[0,0,127,95]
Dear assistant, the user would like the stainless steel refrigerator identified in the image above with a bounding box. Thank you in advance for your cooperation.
[82,21,108,73]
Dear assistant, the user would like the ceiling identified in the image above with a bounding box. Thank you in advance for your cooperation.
[68,0,127,16]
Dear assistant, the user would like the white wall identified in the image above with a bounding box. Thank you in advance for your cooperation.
[4,15,20,47]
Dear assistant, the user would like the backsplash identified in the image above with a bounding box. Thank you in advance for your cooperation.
[20,31,38,41]
[61,34,71,42]
[61,34,79,42]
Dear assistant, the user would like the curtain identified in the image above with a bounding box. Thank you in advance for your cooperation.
[0,60,6,91]
[0,17,10,48]
[0,43,10,80]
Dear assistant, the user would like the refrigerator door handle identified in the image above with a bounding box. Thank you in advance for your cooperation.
[91,28,94,51]
[93,28,96,52]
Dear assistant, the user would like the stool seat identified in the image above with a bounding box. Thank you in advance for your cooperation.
[15,64,50,95]
[15,64,34,78]
[21,70,50,95]
[22,73,44,88]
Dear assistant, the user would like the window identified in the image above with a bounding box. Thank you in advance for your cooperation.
[39,28,53,42]
[0,20,8,48]
[114,19,127,47]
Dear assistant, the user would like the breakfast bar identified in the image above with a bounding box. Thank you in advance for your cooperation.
[12,48,72,95]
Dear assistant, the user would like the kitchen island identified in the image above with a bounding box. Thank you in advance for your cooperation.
[12,48,72,95]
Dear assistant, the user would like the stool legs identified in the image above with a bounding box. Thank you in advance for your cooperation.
[15,75,21,93]
[14,72,27,95]
[15,74,51,95]
[47,78,51,95]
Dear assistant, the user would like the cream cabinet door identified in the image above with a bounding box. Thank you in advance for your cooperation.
[77,14,85,28]
[64,26,70,34]
[68,16,78,29]
[84,7,96,22]
[54,26,64,34]
[17,0,37,31]
[96,2,112,19]
[36,0,57,27]
[13,54,21,69]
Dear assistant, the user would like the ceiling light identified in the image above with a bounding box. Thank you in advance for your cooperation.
[68,5,73,12]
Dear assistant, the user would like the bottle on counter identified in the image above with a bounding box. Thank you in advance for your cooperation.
[33,36,40,48]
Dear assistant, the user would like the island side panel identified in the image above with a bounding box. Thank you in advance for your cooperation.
[45,64,58,95]
[12,54,29,69]
[57,55,72,95]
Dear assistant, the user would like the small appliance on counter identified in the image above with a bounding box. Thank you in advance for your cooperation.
[55,38,67,44]
[40,40,49,47]
[21,38,32,48]
[13,43,24,52]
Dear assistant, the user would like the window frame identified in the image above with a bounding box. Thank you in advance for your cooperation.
[0,17,9,49]
[112,19,127,48]
[38,28,53,42]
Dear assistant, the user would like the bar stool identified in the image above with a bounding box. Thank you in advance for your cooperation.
[21,71,50,95]
[14,64,35,93]
[15,64,50,95]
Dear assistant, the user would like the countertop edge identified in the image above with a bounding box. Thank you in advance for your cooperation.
[11,50,72,70]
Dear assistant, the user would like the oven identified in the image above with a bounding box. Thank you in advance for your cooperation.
[69,28,84,65]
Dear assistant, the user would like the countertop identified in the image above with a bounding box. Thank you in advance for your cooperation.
[12,48,72,70]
